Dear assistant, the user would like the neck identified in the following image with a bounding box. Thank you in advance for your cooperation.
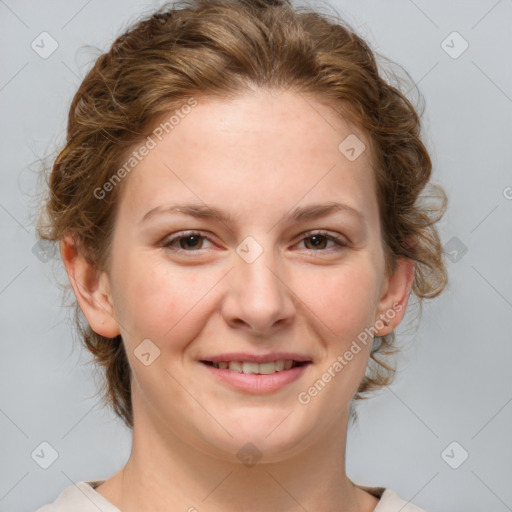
[98,393,377,512]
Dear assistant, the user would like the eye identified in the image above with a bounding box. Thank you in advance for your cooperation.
[161,230,349,254]
[162,231,213,252]
[297,231,348,251]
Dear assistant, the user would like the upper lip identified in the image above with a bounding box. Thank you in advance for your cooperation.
[200,352,312,364]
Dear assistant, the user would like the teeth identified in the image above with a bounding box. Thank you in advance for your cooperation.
[228,361,243,373]
[242,362,259,374]
[258,362,276,375]
[210,360,300,374]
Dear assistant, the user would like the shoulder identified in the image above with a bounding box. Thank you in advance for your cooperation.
[34,481,120,512]
[35,481,426,512]
[359,485,427,512]
[375,488,427,511]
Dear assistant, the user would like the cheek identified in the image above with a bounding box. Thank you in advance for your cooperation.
[112,241,381,354]
[298,268,378,393]
[113,252,221,344]
[293,262,379,342]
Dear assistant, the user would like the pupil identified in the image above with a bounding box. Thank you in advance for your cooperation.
[307,235,326,249]
[180,235,201,250]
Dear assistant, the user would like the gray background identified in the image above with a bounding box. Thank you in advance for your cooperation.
[1,0,511,511]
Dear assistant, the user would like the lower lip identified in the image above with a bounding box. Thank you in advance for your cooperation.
[199,362,311,394]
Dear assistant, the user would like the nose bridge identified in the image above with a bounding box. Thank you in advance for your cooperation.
[226,234,294,332]
[236,234,284,303]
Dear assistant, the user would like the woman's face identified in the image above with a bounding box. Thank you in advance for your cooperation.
[93,89,412,461]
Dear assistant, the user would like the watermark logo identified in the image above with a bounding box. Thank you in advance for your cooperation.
[297,302,402,405]
[338,134,366,162]
[31,31,59,59]
[441,441,469,469]
[237,442,262,468]
[31,441,59,469]
[444,236,468,263]
[236,236,264,264]
[441,31,469,60]
[134,338,161,366]
[32,239,58,263]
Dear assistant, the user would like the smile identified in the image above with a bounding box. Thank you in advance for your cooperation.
[200,359,307,374]
[199,360,312,394]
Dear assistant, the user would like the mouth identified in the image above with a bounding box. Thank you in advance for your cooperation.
[198,357,312,394]
[199,359,310,374]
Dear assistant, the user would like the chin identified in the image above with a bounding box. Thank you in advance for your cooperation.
[197,409,315,464]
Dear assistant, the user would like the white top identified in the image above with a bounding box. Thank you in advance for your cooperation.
[34,480,426,511]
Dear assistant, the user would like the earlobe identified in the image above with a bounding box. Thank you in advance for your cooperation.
[60,235,120,338]
[375,258,415,336]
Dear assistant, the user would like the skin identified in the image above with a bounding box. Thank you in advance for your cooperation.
[61,88,414,512]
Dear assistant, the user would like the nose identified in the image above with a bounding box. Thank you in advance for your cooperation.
[221,244,296,337]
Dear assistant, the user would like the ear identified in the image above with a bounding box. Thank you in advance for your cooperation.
[60,234,120,338]
[374,257,415,336]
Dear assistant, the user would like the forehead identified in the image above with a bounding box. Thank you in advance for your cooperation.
[120,89,378,228]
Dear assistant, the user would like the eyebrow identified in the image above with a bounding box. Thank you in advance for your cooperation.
[140,201,366,226]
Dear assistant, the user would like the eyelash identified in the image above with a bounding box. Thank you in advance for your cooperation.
[161,230,349,254]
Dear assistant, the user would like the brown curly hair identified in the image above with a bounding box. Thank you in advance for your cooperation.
[36,0,448,430]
